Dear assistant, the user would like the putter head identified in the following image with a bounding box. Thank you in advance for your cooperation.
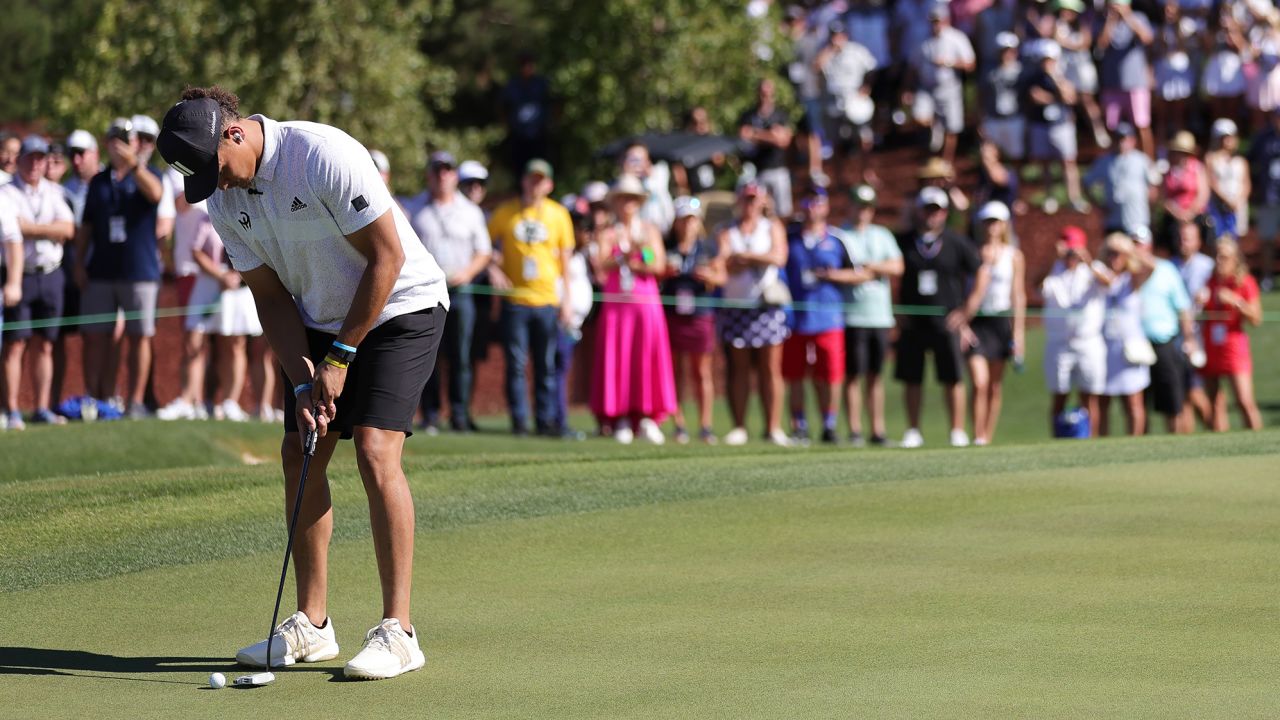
[233,671,275,687]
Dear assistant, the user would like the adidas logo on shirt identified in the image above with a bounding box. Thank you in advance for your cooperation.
[290,196,308,212]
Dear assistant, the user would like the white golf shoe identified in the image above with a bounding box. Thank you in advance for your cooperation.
[901,428,924,449]
[235,611,339,668]
[344,618,425,680]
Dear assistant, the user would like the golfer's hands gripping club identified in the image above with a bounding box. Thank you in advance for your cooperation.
[294,385,332,442]
[311,359,345,430]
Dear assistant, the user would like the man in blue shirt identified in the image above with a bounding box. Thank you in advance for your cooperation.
[1137,236,1199,433]
[783,187,851,444]
[73,118,164,418]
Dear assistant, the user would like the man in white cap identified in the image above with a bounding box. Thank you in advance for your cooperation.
[457,160,489,207]
[895,187,987,448]
[1,136,76,428]
[1024,40,1089,213]
[63,130,101,224]
[980,32,1024,163]
[132,114,177,243]
[156,85,449,679]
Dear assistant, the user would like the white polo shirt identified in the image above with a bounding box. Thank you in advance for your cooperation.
[0,176,75,271]
[208,115,448,332]
[410,196,490,278]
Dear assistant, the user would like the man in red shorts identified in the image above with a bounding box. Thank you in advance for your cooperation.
[782,187,851,444]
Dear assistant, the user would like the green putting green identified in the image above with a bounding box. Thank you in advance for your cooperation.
[1,423,1278,718]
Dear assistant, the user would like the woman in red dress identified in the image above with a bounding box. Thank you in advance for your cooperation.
[1199,236,1263,431]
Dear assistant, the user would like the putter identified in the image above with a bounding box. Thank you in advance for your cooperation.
[234,421,320,688]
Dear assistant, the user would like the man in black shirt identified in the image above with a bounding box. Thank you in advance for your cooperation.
[737,78,795,218]
[895,187,988,448]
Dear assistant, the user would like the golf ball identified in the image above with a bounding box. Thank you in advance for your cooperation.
[209,672,226,689]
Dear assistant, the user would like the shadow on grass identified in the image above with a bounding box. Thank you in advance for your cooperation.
[0,647,327,686]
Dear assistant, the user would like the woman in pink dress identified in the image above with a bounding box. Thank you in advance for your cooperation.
[590,175,677,444]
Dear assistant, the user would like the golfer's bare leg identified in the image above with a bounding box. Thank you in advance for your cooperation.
[353,426,414,629]
[282,432,341,626]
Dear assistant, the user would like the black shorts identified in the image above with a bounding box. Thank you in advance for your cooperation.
[845,326,890,378]
[967,315,1012,361]
[284,305,445,439]
[1147,339,1186,416]
[2,269,66,341]
[894,316,964,385]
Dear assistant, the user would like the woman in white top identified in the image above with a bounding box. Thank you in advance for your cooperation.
[966,202,1025,446]
[714,180,790,446]
[1204,118,1251,238]
[1096,233,1155,437]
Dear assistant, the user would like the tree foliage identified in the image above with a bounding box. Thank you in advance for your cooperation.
[13,0,784,194]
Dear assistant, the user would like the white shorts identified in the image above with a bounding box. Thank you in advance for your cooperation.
[980,116,1026,161]
[913,90,964,135]
[186,275,263,337]
[1044,339,1106,395]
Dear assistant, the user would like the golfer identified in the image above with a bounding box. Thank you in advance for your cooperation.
[158,87,448,680]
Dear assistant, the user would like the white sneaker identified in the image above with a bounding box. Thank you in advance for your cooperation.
[768,429,792,447]
[344,618,425,681]
[614,420,634,445]
[217,399,250,422]
[235,611,339,668]
[724,427,749,446]
[157,398,196,421]
[901,428,924,449]
[638,418,665,445]
[950,429,970,448]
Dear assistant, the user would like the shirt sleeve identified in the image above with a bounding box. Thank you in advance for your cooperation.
[209,207,264,274]
[0,200,20,245]
[306,133,393,237]
[1167,266,1191,311]
[469,204,492,256]
[156,172,177,220]
[50,187,74,224]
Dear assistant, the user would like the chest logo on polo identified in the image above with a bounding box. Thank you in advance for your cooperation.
[515,219,548,244]
[238,212,252,230]
[290,197,308,213]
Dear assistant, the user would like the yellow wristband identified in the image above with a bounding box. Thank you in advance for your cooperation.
[323,355,349,370]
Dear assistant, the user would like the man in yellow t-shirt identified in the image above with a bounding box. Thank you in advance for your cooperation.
[487,158,574,436]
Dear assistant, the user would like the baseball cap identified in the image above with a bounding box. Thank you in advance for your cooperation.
[1115,122,1136,138]
[581,180,609,205]
[19,135,50,157]
[131,114,160,140]
[975,201,1010,223]
[156,98,223,203]
[737,177,763,197]
[852,184,877,205]
[1211,118,1238,139]
[369,149,390,174]
[1131,226,1153,245]
[996,32,1020,49]
[674,196,703,219]
[106,117,136,142]
[1060,225,1087,249]
[929,4,950,20]
[458,160,489,183]
[828,20,847,35]
[1038,40,1062,61]
[524,158,553,179]
[428,150,456,169]
[67,129,97,152]
[917,186,949,209]
[1055,0,1085,12]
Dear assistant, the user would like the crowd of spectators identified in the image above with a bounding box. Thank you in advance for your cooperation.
[0,0,1271,441]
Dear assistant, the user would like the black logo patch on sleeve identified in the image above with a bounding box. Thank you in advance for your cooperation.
[351,195,369,212]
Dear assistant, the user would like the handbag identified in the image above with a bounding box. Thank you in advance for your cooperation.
[1123,337,1157,366]
[761,278,792,307]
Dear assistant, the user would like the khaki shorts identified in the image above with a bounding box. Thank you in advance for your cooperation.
[81,280,158,337]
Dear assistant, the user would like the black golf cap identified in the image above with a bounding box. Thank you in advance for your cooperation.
[157,98,223,203]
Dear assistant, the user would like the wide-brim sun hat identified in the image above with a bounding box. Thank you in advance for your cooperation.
[1169,131,1197,155]
[606,174,649,201]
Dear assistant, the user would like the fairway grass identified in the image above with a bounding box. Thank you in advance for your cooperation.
[1,425,1279,717]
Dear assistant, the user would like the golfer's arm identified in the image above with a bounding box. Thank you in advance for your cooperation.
[336,210,404,350]
[240,265,316,387]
